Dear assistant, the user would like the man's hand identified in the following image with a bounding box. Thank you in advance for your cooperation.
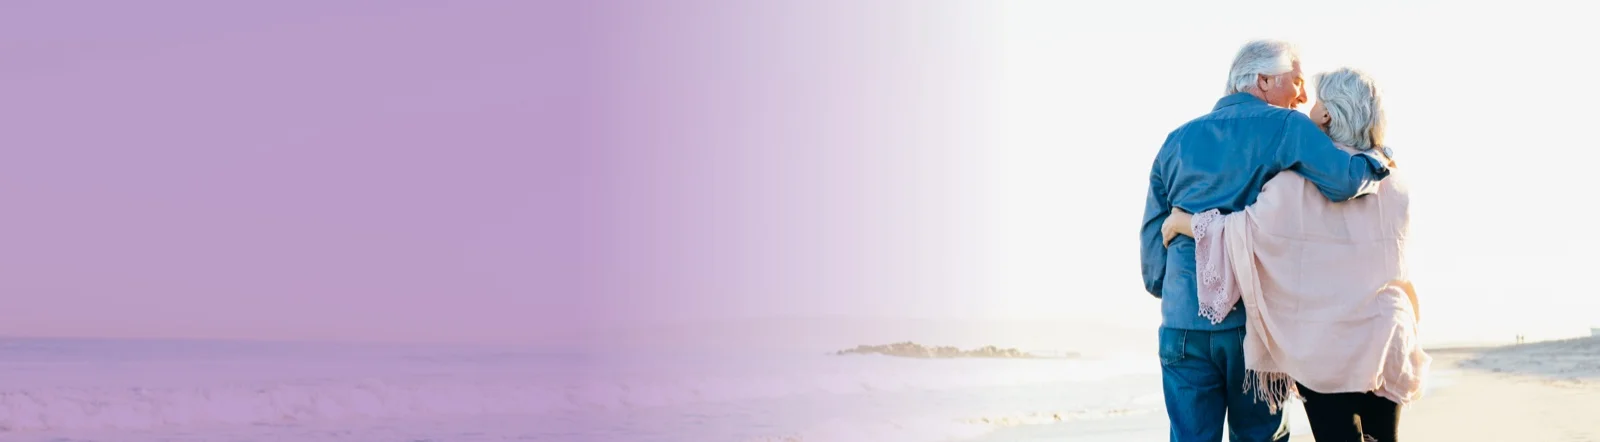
[1161,208,1194,247]
[1365,147,1396,169]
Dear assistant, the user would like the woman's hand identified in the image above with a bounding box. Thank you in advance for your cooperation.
[1162,208,1194,247]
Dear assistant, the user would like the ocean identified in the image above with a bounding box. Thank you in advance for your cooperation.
[0,337,1441,441]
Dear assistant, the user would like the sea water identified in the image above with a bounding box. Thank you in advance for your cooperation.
[1,337,1447,441]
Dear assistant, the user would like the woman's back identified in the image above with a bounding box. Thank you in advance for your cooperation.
[1250,160,1412,315]
[1241,163,1425,401]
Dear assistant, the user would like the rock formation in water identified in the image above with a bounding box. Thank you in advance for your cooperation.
[833,341,1042,359]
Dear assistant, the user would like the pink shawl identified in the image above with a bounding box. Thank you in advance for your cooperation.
[1192,153,1430,413]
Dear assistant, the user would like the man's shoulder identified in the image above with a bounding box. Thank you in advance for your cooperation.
[1174,104,1297,134]
[1214,102,1300,124]
[1272,107,1319,128]
[1163,106,1298,153]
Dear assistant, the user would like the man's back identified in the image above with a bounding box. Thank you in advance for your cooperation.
[1141,93,1390,331]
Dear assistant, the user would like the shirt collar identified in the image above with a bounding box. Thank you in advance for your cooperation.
[1214,92,1267,111]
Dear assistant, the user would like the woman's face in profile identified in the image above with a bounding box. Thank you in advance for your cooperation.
[1309,100,1331,132]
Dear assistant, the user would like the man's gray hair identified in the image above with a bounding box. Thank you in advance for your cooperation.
[1315,67,1385,150]
[1224,40,1300,95]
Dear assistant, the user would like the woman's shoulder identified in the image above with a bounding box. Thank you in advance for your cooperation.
[1378,167,1411,199]
[1252,171,1314,212]
[1263,169,1310,191]
[1268,166,1410,204]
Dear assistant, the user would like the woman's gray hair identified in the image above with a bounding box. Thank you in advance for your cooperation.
[1224,39,1299,95]
[1314,67,1385,150]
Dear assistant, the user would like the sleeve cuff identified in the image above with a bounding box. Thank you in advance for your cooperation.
[1359,149,1393,176]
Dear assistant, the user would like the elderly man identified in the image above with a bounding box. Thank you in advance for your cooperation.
[1139,40,1393,442]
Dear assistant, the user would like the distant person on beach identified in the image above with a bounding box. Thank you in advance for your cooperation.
[1139,39,1394,442]
[1160,68,1430,442]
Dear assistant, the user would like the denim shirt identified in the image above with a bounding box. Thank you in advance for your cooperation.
[1140,93,1392,330]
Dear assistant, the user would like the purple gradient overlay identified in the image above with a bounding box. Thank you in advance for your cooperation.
[0,1,992,346]
[569,1,993,343]
[0,1,1001,439]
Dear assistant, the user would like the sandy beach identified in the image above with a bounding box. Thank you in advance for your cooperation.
[1290,337,1600,441]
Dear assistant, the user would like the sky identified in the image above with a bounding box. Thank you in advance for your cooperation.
[1,1,1594,346]
[981,0,1598,344]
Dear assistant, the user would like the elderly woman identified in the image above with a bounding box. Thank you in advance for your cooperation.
[1162,68,1429,442]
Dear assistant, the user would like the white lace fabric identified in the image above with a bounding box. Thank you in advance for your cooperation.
[1192,209,1235,325]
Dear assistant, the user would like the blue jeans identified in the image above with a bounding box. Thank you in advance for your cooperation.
[1160,326,1289,442]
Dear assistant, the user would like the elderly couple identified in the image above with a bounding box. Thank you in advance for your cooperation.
[1140,39,1430,442]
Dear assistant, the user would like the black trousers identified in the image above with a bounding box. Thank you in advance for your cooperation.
[1297,382,1401,442]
